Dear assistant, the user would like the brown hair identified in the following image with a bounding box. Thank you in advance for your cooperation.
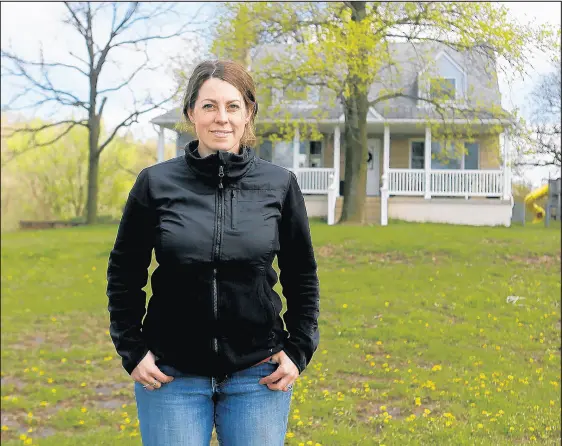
[182,60,258,147]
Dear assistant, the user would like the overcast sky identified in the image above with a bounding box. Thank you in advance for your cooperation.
[1,1,560,186]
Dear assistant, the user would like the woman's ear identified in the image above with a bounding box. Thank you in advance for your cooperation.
[187,109,194,124]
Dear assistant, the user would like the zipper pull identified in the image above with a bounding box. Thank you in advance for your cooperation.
[218,165,224,189]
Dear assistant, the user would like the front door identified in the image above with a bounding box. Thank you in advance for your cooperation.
[366,139,381,196]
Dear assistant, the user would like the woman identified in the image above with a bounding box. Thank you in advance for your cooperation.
[106,59,320,445]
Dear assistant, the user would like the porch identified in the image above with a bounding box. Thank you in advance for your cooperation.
[281,122,512,225]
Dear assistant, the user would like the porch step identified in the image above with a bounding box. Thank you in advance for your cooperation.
[335,197,381,224]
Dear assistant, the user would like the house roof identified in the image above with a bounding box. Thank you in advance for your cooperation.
[152,41,508,129]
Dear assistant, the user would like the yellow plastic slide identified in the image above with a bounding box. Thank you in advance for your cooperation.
[524,184,549,223]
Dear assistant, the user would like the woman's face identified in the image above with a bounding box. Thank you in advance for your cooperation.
[188,78,250,156]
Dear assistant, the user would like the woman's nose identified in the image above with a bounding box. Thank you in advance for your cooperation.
[215,106,228,123]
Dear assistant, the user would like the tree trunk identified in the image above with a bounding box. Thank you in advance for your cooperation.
[339,1,369,224]
[340,87,369,223]
[85,118,100,224]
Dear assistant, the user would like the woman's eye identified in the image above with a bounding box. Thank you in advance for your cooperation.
[203,104,214,109]
[228,104,240,110]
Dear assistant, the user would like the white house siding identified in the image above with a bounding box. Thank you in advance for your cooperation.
[303,195,328,218]
[388,197,512,227]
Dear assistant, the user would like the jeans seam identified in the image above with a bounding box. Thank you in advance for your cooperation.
[215,404,222,445]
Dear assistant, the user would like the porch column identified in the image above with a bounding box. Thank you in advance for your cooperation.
[424,125,432,199]
[503,133,511,200]
[381,124,390,226]
[292,126,300,171]
[157,126,165,163]
[334,125,341,196]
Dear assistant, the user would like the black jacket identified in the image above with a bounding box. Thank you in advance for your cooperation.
[107,140,320,377]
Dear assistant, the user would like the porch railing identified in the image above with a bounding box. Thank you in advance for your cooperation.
[388,169,505,197]
[288,168,336,194]
[388,169,425,195]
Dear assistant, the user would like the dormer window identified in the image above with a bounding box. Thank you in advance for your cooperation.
[429,77,456,101]
[417,50,467,107]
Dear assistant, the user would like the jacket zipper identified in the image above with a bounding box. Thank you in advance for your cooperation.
[212,165,225,356]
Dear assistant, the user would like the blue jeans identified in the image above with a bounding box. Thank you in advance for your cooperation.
[134,359,293,445]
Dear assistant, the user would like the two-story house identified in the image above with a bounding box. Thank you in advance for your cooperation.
[151,42,514,226]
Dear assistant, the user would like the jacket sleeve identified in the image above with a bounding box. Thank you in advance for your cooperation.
[277,172,320,374]
[106,168,155,375]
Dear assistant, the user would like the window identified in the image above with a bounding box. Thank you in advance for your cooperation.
[299,140,323,167]
[411,141,425,168]
[410,141,479,170]
[429,78,456,101]
[431,142,461,170]
[272,84,318,104]
[308,86,320,103]
[258,140,273,162]
[464,143,479,169]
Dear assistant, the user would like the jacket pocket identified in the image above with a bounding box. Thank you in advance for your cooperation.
[230,189,238,230]
[258,276,276,325]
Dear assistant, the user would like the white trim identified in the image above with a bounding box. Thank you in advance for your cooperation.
[368,106,384,121]
[257,117,512,125]
[292,127,300,171]
[157,127,165,163]
[334,126,341,197]
[434,50,467,77]
[424,127,432,199]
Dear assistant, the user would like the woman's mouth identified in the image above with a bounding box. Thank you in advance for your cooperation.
[211,131,232,138]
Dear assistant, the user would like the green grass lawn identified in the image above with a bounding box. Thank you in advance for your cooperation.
[1,221,560,445]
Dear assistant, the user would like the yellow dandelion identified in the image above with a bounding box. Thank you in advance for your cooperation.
[477,424,483,429]
[79,420,85,425]
[354,344,360,349]
[81,407,87,413]
[61,358,67,363]
[24,439,32,445]
[81,382,86,387]
[342,304,348,309]
[1,426,8,431]
[380,405,387,411]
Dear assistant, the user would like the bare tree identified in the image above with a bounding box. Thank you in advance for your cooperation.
[520,63,561,169]
[1,2,207,223]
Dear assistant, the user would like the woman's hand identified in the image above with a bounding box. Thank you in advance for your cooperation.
[131,350,174,391]
[259,350,299,392]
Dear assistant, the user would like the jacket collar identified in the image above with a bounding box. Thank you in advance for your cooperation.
[184,140,256,185]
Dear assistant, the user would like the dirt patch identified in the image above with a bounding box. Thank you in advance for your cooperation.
[317,244,451,265]
[0,376,26,390]
[505,253,561,268]
[91,397,130,410]
[92,382,131,396]
[356,399,406,423]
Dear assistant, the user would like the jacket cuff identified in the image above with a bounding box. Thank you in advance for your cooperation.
[122,346,150,375]
[282,341,306,374]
